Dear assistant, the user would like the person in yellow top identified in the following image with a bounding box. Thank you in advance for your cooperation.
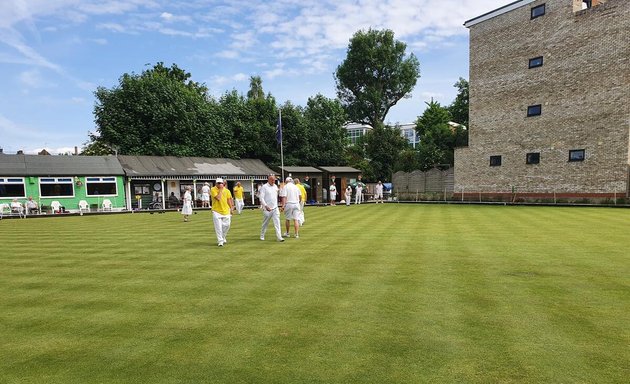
[211,178,234,247]
[294,178,307,226]
[233,181,245,214]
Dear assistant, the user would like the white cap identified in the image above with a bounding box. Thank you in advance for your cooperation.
[215,177,224,184]
[285,177,293,183]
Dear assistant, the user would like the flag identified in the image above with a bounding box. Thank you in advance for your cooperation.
[275,112,282,145]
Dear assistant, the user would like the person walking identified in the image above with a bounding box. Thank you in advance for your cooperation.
[181,186,193,222]
[259,175,284,242]
[280,177,302,238]
[355,183,363,204]
[374,181,384,203]
[211,178,234,247]
[345,186,352,206]
[329,183,337,206]
[233,181,244,214]
[294,178,307,225]
[201,182,211,208]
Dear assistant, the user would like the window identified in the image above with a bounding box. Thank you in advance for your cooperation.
[531,4,546,19]
[527,104,542,117]
[490,156,502,166]
[569,149,585,162]
[529,56,543,68]
[0,177,26,198]
[347,129,364,145]
[40,177,74,197]
[86,177,118,196]
[526,152,540,164]
[133,184,150,195]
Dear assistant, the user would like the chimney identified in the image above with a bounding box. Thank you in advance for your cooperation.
[0,147,3,154]
[17,150,24,155]
[74,146,78,155]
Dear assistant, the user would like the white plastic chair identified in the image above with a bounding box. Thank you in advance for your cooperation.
[102,199,113,212]
[0,203,10,219]
[78,200,90,214]
[51,201,62,214]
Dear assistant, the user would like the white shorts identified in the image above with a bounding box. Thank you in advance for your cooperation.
[201,193,210,202]
[284,202,300,220]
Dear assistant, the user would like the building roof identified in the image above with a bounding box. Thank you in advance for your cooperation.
[318,166,361,173]
[117,155,275,178]
[277,166,322,173]
[464,0,535,28]
[0,154,124,176]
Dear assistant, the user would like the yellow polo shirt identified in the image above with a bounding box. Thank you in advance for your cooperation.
[296,184,307,202]
[211,186,233,215]
[233,185,244,199]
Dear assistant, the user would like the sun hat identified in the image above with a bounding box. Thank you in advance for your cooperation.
[215,177,224,184]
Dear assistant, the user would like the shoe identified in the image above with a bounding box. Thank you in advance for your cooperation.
[260,236,265,241]
[283,233,290,237]
[295,234,299,239]
[278,238,285,242]
[218,242,224,247]
[223,238,227,244]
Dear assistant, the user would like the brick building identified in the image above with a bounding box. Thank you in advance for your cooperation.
[454,0,630,200]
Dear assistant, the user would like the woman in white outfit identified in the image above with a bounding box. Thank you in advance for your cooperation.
[345,186,352,206]
[329,184,337,206]
[181,186,193,222]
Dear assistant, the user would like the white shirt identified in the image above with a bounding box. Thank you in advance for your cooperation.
[282,182,301,204]
[201,185,210,195]
[330,185,337,193]
[259,182,280,209]
[375,184,383,194]
[356,185,362,193]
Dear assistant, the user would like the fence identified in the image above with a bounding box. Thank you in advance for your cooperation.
[392,168,454,201]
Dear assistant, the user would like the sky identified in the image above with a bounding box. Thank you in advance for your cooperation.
[0,0,508,155]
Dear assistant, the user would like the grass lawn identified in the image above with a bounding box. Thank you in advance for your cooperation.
[1,204,628,383]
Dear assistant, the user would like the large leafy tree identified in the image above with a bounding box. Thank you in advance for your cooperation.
[415,100,456,170]
[448,77,469,147]
[91,62,230,157]
[303,94,348,166]
[335,28,420,128]
[364,124,408,181]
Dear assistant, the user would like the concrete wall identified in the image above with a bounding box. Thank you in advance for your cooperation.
[392,168,454,200]
[455,0,630,197]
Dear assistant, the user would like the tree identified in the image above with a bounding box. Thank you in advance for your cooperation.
[448,78,469,147]
[247,76,264,100]
[335,29,420,128]
[364,124,408,181]
[91,62,231,157]
[415,100,454,170]
[303,94,348,166]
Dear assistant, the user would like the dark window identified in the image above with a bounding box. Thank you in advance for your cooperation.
[531,4,546,19]
[490,155,502,166]
[40,183,74,197]
[86,177,117,196]
[529,56,543,68]
[526,152,541,164]
[0,178,25,198]
[527,104,542,117]
[133,184,150,195]
[569,149,585,162]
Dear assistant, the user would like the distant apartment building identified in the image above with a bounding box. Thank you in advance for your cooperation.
[344,123,419,148]
[454,0,630,198]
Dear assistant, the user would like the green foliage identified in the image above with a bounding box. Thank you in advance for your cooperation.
[303,94,348,166]
[448,77,469,147]
[92,62,230,157]
[415,100,456,170]
[364,124,408,181]
[335,29,420,128]
[247,76,265,100]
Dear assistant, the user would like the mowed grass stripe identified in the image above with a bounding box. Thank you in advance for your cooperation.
[1,205,629,383]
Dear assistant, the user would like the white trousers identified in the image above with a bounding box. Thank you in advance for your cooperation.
[261,208,282,240]
[345,195,351,206]
[212,211,231,243]
[355,192,363,204]
[235,198,244,214]
[298,201,305,225]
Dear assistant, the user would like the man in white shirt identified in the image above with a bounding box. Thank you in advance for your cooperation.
[259,175,284,242]
[279,177,302,238]
[201,182,211,208]
[355,183,363,204]
[374,181,384,203]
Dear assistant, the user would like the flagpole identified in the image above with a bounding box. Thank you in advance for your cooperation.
[279,109,285,181]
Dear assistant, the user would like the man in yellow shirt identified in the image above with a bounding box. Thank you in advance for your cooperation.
[211,178,234,247]
[233,181,245,214]
[294,178,307,226]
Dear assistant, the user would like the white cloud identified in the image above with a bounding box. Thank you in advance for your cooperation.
[18,69,56,88]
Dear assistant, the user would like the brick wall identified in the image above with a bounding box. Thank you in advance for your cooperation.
[455,0,630,196]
